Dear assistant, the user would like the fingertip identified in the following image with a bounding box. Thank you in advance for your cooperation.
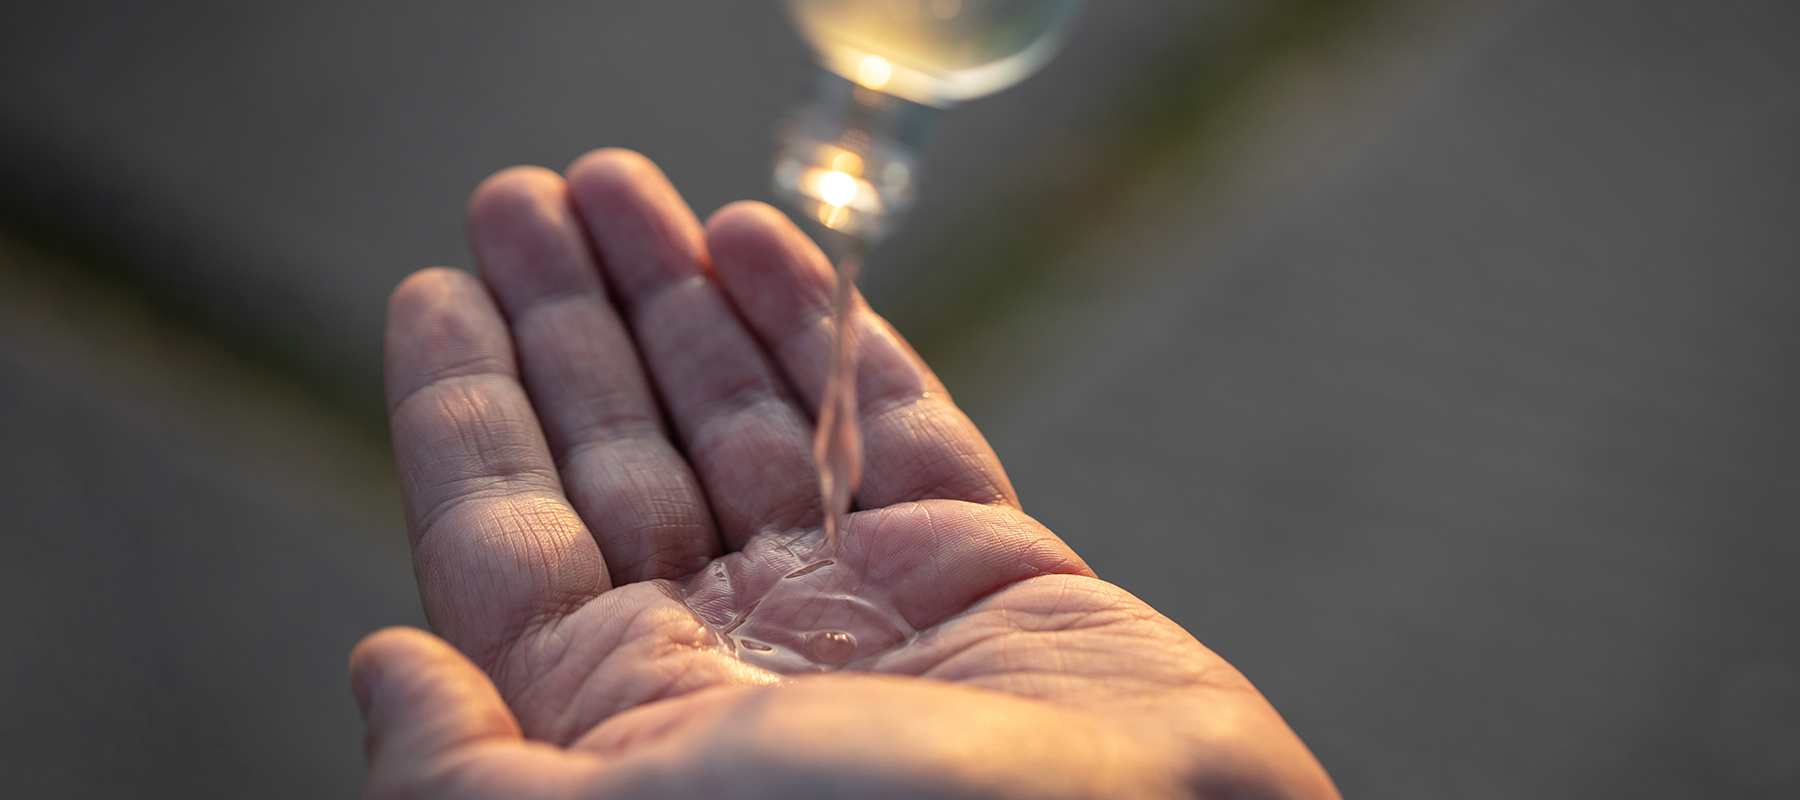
[468,166,567,228]
[563,148,709,295]
[383,268,513,411]
[704,200,789,241]
[387,267,485,328]
[565,147,661,189]
[705,204,836,326]
[467,165,606,311]
[350,626,522,763]
[348,626,423,721]
[385,268,488,365]
[565,148,686,223]
[348,626,418,730]
[350,625,435,668]
[706,200,812,256]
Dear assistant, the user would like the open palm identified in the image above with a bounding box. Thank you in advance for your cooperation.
[350,150,1338,799]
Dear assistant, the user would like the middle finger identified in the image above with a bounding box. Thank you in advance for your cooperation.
[566,149,820,548]
[468,166,720,585]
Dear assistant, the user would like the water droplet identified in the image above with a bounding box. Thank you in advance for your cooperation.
[720,600,759,635]
[784,559,836,580]
[740,639,773,652]
[802,630,858,665]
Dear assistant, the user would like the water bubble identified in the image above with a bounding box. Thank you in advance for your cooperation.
[784,559,835,579]
[802,630,859,665]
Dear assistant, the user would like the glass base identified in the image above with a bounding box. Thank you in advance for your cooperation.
[772,70,943,243]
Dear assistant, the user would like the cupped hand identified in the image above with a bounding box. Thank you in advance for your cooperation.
[350,149,1340,800]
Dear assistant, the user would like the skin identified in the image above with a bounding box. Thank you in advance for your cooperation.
[350,148,1342,800]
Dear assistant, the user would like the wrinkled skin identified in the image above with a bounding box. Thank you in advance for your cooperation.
[350,149,1341,800]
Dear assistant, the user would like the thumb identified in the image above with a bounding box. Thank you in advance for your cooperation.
[349,626,526,796]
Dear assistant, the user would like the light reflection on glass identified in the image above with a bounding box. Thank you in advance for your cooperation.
[774,1,1082,242]
[856,55,893,89]
[820,170,859,207]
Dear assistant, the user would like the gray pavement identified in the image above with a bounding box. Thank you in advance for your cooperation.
[0,359,422,797]
[2,0,1798,798]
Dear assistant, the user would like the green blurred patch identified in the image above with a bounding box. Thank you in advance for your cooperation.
[0,209,390,442]
[887,0,1406,399]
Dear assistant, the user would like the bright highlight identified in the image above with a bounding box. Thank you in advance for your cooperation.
[856,55,892,89]
[819,170,858,207]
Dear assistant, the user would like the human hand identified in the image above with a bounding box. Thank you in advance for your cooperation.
[350,149,1340,799]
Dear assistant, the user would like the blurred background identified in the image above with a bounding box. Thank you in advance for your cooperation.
[1,0,1796,796]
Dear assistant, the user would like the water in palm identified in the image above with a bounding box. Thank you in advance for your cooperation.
[677,248,898,673]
